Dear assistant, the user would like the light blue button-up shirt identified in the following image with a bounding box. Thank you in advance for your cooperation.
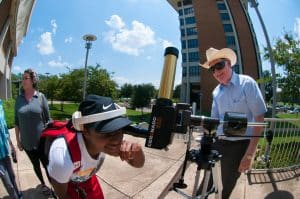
[0,100,10,159]
[211,72,267,140]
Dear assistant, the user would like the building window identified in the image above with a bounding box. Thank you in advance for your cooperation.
[182,53,187,63]
[180,18,184,26]
[179,9,183,16]
[182,66,187,77]
[226,36,236,45]
[188,52,199,62]
[187,39,198,48]
[220,13,230,21]
[185,17,196,25]
[184,7,194,15]
[181,29,185,37]
[223,24,233,32]
[182,40,186,49]
[186,27,197,36]
[217,3,227,10]
[189,66,200,76]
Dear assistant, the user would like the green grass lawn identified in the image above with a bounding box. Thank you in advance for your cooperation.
[48,104,151,124]
[3,99,15,128]
[49,103,79,120]
[277,113,300,127]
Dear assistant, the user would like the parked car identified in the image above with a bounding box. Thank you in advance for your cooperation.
[288,108,300,114]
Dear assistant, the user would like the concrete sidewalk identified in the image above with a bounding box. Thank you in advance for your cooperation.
[1,129,299,198]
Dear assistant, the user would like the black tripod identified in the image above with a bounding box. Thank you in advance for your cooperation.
[173,127,222,199]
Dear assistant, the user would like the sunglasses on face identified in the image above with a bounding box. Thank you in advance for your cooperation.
[209,60,226,73]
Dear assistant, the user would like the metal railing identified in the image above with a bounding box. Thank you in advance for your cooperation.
[252,118,300,170]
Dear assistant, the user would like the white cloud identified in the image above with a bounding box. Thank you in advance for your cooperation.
[48,56,69,68]
[64,36,73,43]
[294,17,300,40]
[161,39,174,49]
[113,76,134,86]
[51,19,57,34]
[104,15,156,56]
[105,15,125,30]
[37,32,55,55]
[13,65,22,72]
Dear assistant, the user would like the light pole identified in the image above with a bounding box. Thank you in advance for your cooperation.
[82,34,97,100]
[249,0,277,119]
[65,65,71,73]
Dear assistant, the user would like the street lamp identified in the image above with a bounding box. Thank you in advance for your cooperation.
[65,65,71,73]
[82,34,97,100]
[249,0,277,119]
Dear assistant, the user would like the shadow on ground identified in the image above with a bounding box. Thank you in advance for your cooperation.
[2,186,55,199]
[265,190,294,199]
[246,166,300,184]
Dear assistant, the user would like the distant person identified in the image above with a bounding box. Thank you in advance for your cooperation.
[43,95,145,198]
[198,47,267,198]
[0,99,22,199]
[14,68,52,195]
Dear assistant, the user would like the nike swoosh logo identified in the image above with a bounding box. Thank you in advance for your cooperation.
[103,103,113,110]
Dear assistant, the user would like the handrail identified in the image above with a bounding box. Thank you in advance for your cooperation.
[251,117,300,171]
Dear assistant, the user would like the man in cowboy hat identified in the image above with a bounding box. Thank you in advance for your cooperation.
[198,47,267,198]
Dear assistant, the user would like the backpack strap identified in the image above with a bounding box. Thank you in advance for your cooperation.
[63,131,81,173]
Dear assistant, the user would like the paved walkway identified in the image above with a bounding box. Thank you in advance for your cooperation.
[1,130,299,199]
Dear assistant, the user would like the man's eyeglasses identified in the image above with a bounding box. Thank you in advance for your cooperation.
[209,60,226,73]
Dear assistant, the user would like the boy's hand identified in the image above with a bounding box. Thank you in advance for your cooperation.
[119,140,145,167]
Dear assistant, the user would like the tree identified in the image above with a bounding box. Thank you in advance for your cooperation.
[131,83,156,114]
[257,70,273,104]
[55,69,84,111]
[45,75,60,106]
[173,84,181,101]
[264,33,300,105]
[120,83,133,98]
[11,73,22,99]
[87,64,118,99]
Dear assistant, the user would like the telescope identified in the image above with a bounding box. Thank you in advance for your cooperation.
[123,47,271,199]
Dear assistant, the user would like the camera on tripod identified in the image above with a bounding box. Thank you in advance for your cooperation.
[145,97,250,150]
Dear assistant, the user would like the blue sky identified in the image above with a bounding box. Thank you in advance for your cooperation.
[13,0,300,88]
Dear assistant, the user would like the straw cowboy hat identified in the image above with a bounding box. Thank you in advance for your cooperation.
[199,47,237,69]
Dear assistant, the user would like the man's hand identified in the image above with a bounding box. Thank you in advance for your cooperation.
[17,141,23,151]
[239,114,264,172]
[120,140,145,168]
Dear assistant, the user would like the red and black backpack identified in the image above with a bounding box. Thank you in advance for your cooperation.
[39,120,82,177]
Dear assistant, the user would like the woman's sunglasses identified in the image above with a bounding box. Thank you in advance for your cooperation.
[209,60,226,73]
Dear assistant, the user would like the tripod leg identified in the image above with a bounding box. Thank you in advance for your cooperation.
[194,169,211,199]
[211,161,222,199]
[192,167,202,198]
